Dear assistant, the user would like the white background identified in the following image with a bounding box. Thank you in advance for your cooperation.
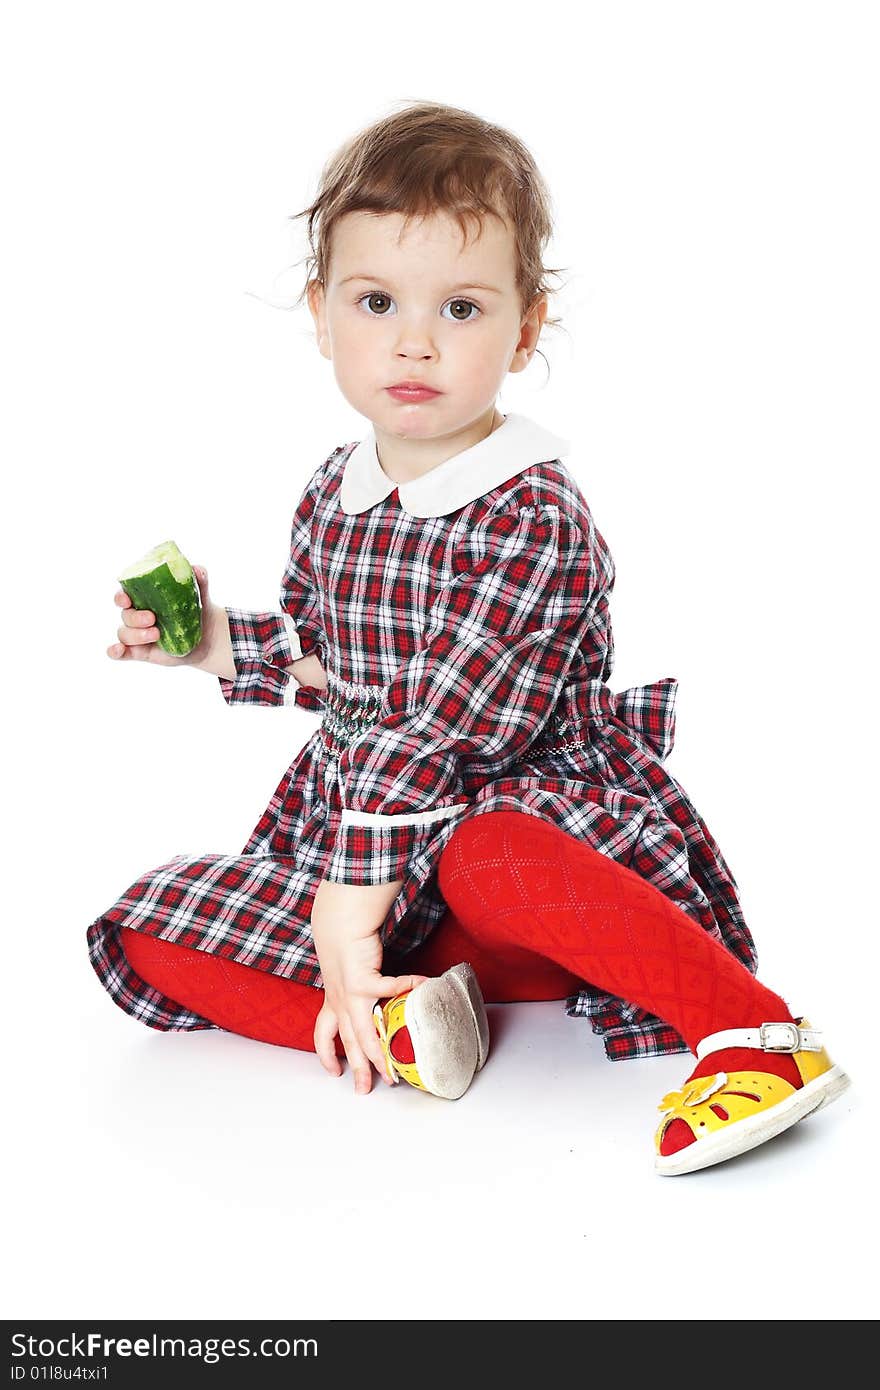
[3,0,877,1322]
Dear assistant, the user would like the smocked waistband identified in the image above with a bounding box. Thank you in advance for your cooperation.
[319,670,679,764]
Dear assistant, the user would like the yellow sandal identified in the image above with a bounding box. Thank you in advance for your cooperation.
[372,962,490,1101]
[654,1018,851,1175]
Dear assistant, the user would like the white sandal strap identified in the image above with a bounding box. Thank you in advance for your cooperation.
[696,1022,823,1061]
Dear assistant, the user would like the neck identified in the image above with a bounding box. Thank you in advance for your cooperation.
[375,407,504,484]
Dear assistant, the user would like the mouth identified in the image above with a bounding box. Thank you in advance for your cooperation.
[386,383,441,401]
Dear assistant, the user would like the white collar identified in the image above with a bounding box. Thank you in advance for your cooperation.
[338,412,571,517]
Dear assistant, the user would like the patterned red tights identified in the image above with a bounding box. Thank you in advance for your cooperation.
[121,810,801,1132]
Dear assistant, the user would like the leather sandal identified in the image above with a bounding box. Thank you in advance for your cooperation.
[654,1018,851,1175]
[372,962,490,1100]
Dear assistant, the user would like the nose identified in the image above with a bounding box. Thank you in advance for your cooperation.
[392,310,440,360]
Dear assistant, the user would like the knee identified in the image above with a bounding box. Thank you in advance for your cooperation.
[443,809,554,859]
[439,809,547,902]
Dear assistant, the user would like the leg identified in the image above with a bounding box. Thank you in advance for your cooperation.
[122,904,577,1057]
[437,810,830,1161]
[120,927,344,1057]
[121,923,493,1093]
[437,811,800,1073]
[389,908,583,1003]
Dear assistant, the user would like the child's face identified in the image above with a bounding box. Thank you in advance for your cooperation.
[308,209,546,451]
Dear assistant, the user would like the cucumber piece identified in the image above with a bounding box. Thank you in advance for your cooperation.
[119,540,203,657]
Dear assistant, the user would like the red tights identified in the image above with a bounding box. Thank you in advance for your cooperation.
[121,810,800,1102]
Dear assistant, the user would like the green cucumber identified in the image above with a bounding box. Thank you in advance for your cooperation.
[118,540,203,657]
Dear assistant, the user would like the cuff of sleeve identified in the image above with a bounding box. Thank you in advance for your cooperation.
[324,804,469,885]
[218,607,325,710]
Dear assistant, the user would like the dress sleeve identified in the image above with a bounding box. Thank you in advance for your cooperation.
[325,503,607,885]
[218,456,330,712]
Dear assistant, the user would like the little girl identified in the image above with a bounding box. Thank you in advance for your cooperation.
[91,99,849,1174]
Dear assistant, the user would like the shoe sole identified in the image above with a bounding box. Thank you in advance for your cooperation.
[655,1063,852,1176]
[447,962,490,1071]
[405,963,490,1101]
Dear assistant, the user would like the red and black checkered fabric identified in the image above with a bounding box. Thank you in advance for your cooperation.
[88,433,757,1060]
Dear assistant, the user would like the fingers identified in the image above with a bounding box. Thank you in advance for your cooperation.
[109,566,205,660]
[375,973,430,999]
[338,1019,376,1096]
[350,996,398,1090]
[316,998,394,1093]
[108,593,159,659]
[314,1004,343,1078]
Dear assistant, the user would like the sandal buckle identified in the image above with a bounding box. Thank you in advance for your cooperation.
[759,1022,802,1053]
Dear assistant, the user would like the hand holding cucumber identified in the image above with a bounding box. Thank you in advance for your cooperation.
[108,541,216,667]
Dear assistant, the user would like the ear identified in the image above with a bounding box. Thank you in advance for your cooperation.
[307,278,332,360]
[509,293,549,374]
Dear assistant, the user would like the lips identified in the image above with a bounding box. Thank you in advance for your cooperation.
[387,383,441,401]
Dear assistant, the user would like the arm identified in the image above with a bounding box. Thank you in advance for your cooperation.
[109,567,324,700]
[109,450,337,701]
[309,876,431,1096]
[215,605,327,710]
[189,603,326,693]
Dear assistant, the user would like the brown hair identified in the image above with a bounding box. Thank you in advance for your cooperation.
[286,100,568,370]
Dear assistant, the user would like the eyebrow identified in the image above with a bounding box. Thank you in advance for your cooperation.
[338,273,504,295]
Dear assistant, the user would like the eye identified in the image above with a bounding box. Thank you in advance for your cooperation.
[355,292,481,322]
[358,291,394,316]
[442,298,480,322]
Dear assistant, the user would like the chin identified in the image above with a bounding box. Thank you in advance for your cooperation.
[379,411,442,438]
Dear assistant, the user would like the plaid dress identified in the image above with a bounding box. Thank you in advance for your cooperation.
[88,412,757,1060]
